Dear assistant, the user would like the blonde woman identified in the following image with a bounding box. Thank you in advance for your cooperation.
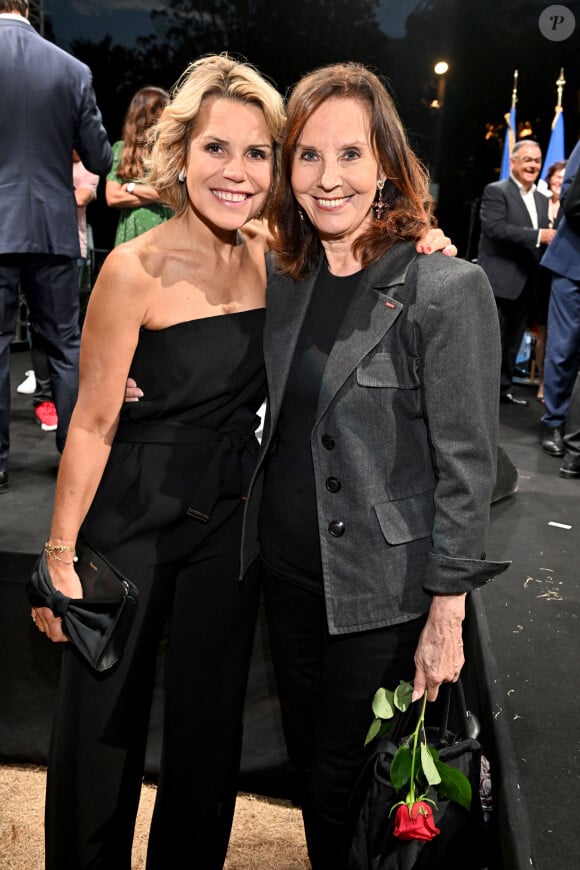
[34,55,284,870]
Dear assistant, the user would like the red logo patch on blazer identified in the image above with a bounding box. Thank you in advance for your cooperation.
[385,301,396,309]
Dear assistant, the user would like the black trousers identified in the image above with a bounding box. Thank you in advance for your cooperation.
[262,563,426,870]
[495,290,531,396]
[0,253,80,467]
[45,499,261,870]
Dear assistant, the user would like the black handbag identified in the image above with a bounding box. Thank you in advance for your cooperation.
[347,681,485,870]
[28,538,138,673]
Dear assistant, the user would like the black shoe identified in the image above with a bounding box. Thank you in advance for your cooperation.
[559,455,580,479]
[541,425,565,457]
[500,392,529,406]
[0,470,9,494]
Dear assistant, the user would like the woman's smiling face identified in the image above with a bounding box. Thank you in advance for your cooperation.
[185,96,274,231]
[290,96,381,245]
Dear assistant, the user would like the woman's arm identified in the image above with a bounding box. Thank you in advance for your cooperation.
[33,248,147,642]
[105,178,166,209]
[411,259,509,700]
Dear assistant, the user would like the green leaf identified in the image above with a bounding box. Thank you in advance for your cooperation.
[390,745,412,792]
[420,743,442,786]
[364,717,382,746]
[394,680,413,712]
[372,687,395,720]
[433,757,473,810]
[377,719,394,739]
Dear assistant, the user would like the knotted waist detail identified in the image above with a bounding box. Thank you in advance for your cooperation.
[115,418,258,522]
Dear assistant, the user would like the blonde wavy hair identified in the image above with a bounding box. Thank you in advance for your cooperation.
[147,54,286,218]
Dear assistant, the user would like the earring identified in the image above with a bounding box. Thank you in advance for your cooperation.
[178,169,186,183]
[298,207,305,223]
[372,178,386,219]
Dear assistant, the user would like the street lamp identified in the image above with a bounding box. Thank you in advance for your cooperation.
[430,60,449,202]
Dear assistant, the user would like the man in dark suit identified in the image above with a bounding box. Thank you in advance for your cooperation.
[0,0,113,494]
[477,139,555,407]
[540,140,580,458]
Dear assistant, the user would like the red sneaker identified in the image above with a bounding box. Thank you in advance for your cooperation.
[35,401,58,432]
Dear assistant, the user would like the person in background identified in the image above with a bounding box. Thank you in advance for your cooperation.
[30,53,456,866]
[0,0,112,494]
[106,86,173,246]
[18,152,100,433]
[535,159,567,403]
[539,140,580,457]
[477,139,555,407]
[73,148,100,292]
[239,61,509,869]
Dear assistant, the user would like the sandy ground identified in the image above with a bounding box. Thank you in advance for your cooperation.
[0,764,310,869]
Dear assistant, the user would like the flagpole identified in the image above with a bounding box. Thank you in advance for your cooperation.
[511,69,519,112]
[555,67,565,110]
[500,70,518,179]
[540,68,566,183]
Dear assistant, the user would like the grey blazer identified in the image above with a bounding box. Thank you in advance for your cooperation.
[241,242,509,634]
[477,177,550,300]
[0,17,113,257]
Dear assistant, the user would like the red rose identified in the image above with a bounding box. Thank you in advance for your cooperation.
[392,801,441,841]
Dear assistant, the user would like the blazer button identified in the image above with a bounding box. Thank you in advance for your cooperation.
[328,520,345,537]
[321,434,335,450]
[326,477,341,493]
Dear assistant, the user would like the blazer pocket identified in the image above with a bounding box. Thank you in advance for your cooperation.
[356,352,419,388]
[374,490,434,545]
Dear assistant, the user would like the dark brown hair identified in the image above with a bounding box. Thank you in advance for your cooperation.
[269,62,434,279]
[0,1,29,14]
[546,159,567,188]
[118,86,170,181]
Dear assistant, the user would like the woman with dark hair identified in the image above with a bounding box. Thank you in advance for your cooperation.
[240,61,508,868]
[105,86,174,245]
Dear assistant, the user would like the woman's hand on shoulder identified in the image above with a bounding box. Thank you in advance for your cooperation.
[241,218,274,251]
[416,227,457,257]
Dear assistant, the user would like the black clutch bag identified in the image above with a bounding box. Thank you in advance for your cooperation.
[28,538,138,673]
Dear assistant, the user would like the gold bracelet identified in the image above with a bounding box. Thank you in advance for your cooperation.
[44,541,78,564]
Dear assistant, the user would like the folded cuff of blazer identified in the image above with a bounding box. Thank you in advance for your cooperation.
[423,552,511,594]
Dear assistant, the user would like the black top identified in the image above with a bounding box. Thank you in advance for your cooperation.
[82,309,267,554]
[259,262,360,584]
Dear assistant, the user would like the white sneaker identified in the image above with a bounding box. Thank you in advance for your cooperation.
[17,370,37,395]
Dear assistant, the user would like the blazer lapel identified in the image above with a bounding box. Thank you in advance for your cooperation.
[315,243,416,425]
[264,261,320,424]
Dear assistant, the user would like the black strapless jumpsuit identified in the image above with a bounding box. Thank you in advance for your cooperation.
[45,309,266,870]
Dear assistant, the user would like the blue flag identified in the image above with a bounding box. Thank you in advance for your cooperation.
[500,107,516,180]
[541,108,565,180]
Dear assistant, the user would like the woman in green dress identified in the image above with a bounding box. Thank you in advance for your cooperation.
[106,86,174,246]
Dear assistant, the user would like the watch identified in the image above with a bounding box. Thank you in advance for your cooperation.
[126,182,136,194]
